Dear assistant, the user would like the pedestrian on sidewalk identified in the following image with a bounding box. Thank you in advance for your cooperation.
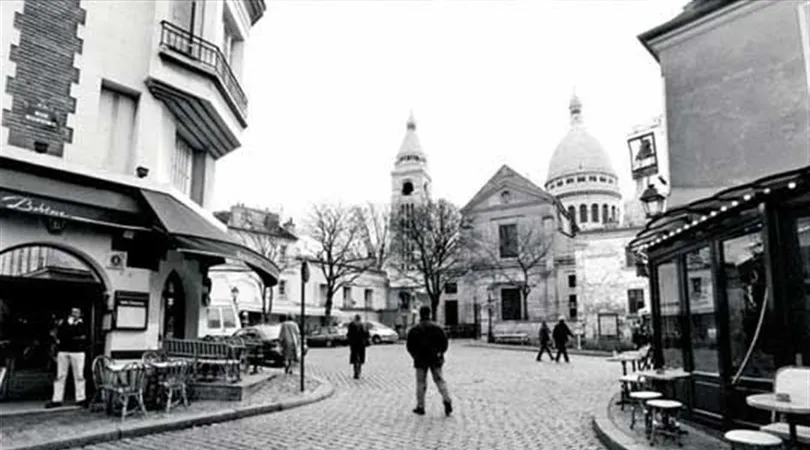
[552,316,574,363]
[46,307,88,408]
[279,314,301,375]
[347,314,370,379]
[406,306,453,417]
[536,321,554,362]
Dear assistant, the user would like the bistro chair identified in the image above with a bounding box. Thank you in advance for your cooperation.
[159,361,190,413]
[88,355,115,413]
[141,350,166,364]
[619,373,642,410]
[110,362,149,421]
[629,390,662,436]
[724,430,783,449]
[647,398,684,446]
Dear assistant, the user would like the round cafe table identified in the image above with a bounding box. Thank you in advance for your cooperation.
[747,393,810,449]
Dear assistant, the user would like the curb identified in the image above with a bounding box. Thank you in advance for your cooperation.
[462,341,613,357]
[4,376,335,450]
[591,393,648,450]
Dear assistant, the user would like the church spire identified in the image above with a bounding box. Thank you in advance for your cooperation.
[406,109,416,130]
[569,90,584,126]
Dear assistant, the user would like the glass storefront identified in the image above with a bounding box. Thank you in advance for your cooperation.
[686,246,719,374]
[656,260,682,369]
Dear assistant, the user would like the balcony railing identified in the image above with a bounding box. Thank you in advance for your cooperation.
[159,21,248,119]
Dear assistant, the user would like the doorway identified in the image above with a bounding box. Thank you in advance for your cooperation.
[444,300,458,326]
[161,272,186,340]
[0,245,105,402]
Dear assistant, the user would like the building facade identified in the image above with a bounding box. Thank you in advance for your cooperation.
[0,0,273,401]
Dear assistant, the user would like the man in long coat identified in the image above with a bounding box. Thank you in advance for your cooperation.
[347,314,370,379]
[279,314,301,375]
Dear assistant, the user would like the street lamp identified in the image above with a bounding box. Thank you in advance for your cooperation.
[486,290,495,344]
[640,184,667,219]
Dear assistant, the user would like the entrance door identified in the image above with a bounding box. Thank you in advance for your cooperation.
[444,300,458,326]
[162,272,186,340]
[500,288,521,321]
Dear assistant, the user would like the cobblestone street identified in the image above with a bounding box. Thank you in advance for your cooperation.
[79,343,615,450]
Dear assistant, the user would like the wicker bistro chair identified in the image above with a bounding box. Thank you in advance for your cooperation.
[110,362,149,421]
[89,355,116,413]
[159,361,190,413]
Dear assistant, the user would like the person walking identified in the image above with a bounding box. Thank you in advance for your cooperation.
[536,321,554,362]
[46,307,88,408]
[552,316,574,363]
[347,314,370,379]
[279,314,301,375]
[406,306,452,416]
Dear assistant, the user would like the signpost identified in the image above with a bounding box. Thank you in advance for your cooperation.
[300,260,309,392]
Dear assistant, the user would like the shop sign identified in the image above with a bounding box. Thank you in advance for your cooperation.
[628,132,659,180]
[0,194,67,218]
[113,290,149,331]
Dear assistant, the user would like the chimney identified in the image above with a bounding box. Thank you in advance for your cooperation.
[283,218,296,235]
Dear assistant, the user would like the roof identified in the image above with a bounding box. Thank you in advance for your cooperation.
[638,0,740,61]
[628,165,810,256]
[546,94,617,181]
[461,164,556,213]
[395,112,427,163]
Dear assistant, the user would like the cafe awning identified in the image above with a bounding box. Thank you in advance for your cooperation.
[140,190,279,286]
[629,165,810,257]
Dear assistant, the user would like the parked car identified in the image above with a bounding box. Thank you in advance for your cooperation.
[233,324,308,367]
[199,302,242,338]
[365,321,399,344]
[307,326,348,347]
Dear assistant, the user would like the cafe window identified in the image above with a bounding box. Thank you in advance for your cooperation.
[723,225,776,379]
[794,216,810,365]
[657,260,683,369]
[206,308,221,329]
[686,246,719,373]
[222,307,237,328]
[627,289,644,314]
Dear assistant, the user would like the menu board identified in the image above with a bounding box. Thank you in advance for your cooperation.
[114,291,149,330]
[598,313,619,337]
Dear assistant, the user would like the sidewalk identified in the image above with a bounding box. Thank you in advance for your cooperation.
[460,339,613,357]
[0,371,333,450]
[592,393,730,450]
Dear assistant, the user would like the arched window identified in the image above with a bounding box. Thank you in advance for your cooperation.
[591,204,599,223]
[611,206,617,222]
[162,272,186,340]
[602,204,609,224]
[567,206,576,222]
[579,204,588,223]
[401,181,414,196]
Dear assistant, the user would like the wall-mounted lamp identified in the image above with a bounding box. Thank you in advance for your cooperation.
[136,166,149,178]
[640,184,667,219]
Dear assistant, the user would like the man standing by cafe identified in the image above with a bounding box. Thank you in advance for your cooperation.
[46,307,88,408]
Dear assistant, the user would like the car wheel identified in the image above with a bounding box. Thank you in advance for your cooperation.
[326,340,333,347]
[372,335,381,345]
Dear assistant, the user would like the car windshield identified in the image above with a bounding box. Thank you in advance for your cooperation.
[250,325,281,340]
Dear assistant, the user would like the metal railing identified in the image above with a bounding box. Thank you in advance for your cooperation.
[159,21,248,118]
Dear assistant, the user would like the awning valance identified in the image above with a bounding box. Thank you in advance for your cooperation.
[140,190,279,286]
[628,166,810,256]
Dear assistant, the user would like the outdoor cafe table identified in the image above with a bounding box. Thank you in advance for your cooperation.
[635,369,692,400]
[105,360,191,412]
[747,393,810,449]
[607,352,641,376]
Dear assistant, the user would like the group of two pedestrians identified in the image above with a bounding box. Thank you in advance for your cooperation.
[348,307,453,417]
[536,316,575,363]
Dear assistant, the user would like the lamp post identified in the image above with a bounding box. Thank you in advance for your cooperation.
[300,260,309,392]
[640,184,667,219]
[486,291,495,344]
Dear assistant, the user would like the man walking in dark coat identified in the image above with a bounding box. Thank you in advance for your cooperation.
[536,321,554,361]
[347,314,370,379]
[406,306,452,416]
[552,316,574,363]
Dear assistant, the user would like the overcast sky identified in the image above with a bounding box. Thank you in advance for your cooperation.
[212,0,686,223]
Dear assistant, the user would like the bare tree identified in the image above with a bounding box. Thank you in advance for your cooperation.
[389,199,468,321]
[307,203,378,323]
[464,220,554,320]
[353,202,390,271]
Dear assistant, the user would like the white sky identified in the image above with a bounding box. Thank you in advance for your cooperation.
[212,0,687,224]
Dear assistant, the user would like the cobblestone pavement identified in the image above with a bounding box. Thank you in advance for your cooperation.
[77,343,616,450]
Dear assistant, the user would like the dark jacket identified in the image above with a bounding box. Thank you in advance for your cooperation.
[406,319,448,369]
[552,321,573,345]
[347,321,369,349]
[539,325,551,345]
[56,318,88,353]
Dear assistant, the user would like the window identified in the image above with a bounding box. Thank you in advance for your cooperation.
[445,300,459,326]
[577,176,586,182]
[444,282,458,294]
[172,136,194,195]
[343,286,353,307]
[589,176,597,181]
[591,204,599,223]
[579,204,588,223]
[599,176,606,182]
[568,274,576,288]
[498,224,518,258]
[567,206,576,223]
[278,280,286,297]
[364,288,373,308]
[222,307,237,328]
[625,247,636,267]
[402,181,414,196]
[98,85,137,174]
[611,206,617,222]
[207,308,221,329]
[501,288,522,321]
[686,246,718,373]
[627,289,644,314]
[795,216,810,366]
[569,294,578,320]
[602,205,609,224]
[556,181,563,187]
[657,260,683,369]
[566,178,574,184]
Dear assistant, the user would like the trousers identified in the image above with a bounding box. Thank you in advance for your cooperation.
[415,366,451,408]
[52,351,86,402]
